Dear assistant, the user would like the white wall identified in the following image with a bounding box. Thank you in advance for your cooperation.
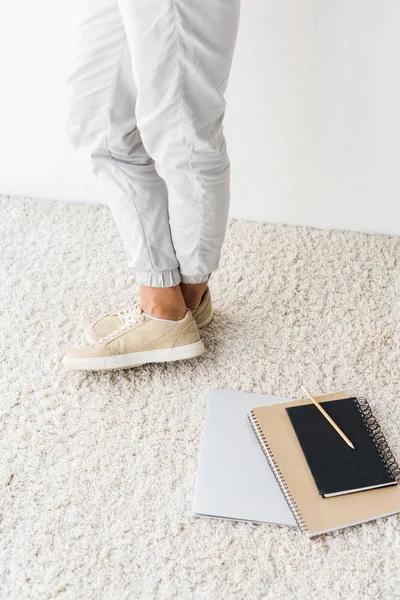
[1,1,400,236]
[0,1,99,204]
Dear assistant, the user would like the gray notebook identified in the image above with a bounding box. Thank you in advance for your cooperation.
[193,389,297,526]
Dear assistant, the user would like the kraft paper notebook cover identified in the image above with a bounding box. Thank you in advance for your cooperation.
[248,392,400,537]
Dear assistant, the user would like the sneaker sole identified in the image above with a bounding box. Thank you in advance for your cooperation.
[64,340,205,371]
[84,310,213,345]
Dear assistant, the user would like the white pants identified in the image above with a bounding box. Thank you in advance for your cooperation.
[67,0,240,287]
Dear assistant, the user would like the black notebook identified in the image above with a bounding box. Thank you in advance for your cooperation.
[286,397,398,497]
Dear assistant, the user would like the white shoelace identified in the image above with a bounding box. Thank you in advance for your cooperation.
[117,305,142,326]
[98,304,143,345]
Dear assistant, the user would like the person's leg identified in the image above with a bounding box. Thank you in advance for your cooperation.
[140,285,186,321]
[65,0,240,368]
[67,0,186,317]
[117,0,240,286]
[180,282,209,311]
[64,0,211,370]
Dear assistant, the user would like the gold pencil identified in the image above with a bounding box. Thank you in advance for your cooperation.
[301,386,355,450]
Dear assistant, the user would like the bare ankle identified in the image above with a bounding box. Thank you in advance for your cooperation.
[140,285,187,320]
[180,282,208,310]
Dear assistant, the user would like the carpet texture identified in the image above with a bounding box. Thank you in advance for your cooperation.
[1,196,400,600]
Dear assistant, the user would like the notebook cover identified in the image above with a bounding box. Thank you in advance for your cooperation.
[250,392,400,537]
[286,398,396,497]
[192,389,296,526]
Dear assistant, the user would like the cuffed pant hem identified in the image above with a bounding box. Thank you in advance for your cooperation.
[180,273,210,284]
[134,267,182,287]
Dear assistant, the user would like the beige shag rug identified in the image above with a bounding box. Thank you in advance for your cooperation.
[1,196,400,600]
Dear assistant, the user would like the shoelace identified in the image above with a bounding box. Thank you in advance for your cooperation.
[117,305,141,326]
[98,304,143,345]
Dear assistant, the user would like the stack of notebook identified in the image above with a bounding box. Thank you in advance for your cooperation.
[193,389,400,537]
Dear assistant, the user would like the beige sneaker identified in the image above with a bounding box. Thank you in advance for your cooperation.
[64,308,204,371]
[85,288,213,346]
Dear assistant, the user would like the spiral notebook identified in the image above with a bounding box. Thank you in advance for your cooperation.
[248,392,400,537]
[286,397,398,497]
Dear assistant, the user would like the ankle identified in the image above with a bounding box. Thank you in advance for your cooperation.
[180,282,208,310]
[140,285,187,321]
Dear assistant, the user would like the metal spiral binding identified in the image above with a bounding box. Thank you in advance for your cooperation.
[354,397,400,483]
[248,410,309,536]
